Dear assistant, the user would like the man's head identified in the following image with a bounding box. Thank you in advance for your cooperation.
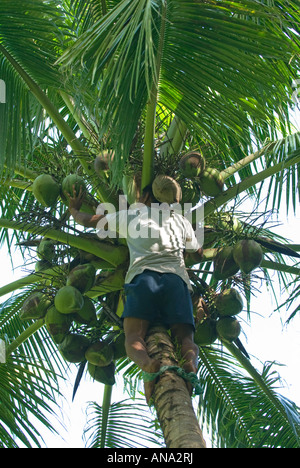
[139,185,159,206]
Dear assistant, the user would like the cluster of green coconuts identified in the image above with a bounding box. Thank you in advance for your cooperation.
[31,173,87,208]
[28,156,263,360]
[21,256,126,386]
[151,151,225,206]
[194,239,264,347]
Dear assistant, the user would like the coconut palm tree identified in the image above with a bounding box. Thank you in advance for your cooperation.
[0,0,300,448]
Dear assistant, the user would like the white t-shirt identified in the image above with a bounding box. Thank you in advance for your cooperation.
[103,205,200,290]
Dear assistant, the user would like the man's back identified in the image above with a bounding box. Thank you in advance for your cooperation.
[105,205,199,288]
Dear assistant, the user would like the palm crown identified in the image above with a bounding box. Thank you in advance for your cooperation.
[0,0,300,448]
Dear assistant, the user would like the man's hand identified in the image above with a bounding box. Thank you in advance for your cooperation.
[67,185,85,213]
[66,185,104,229]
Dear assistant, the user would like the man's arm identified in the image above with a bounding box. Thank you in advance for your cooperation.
[67,186,105,228]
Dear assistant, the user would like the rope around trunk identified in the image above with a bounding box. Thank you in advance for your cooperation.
[142,365,203,395]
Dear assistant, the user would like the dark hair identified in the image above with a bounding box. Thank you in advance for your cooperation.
[142,184,159,203]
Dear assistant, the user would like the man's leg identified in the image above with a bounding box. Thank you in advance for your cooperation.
[123,317,160,402]
[170,323,199,393]
[123,317,160,372]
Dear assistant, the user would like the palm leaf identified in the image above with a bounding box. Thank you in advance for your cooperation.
[198,345,300,448]
[84,397,162,448]
[59,0,300,185]
[0,353,63,448]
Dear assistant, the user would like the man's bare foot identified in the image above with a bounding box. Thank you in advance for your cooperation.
[143,359,161,404]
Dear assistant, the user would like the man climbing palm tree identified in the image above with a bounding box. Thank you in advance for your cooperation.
[68,185,203,401]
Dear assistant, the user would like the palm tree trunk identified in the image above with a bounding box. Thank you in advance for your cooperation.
[145,324,206,449]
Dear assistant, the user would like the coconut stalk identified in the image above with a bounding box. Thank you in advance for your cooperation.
[145,324,206,448]
[100,384,113,448]
[203,151,300,218]
[219,140,277,181]
[5,319,45,359]
[1,179,33,191]
[160,116,188,159]
[141,2,167,190]
[0,218,128,267]
[4,163,38,182]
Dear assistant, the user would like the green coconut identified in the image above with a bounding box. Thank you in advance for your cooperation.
[85,341,114,367]
[122,173,141,205]
[179,152,206,178]
[61,174,86,199]
[152,175,182,204]
[215,288,244,317]
[32,174,60,207]
[181,180,201,206]
[20,292,52,320]
[54,285,84,315]
[37,238,56,262]
[216,317,241,342]
[113,333,127,360]
[233,239,264,274]
[73,296,97,325]
[35,260,52,272]
[199,168,224,197]
[88,362,116,385]
[219,213,242,235]
[58,333,90,363]
[213,246,240,280]
[194,319,218,346]
[66,263,96,294]
[45,305,72,344]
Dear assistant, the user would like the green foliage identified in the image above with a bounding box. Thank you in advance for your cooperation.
[198,346,300,448]
[84,398,162,448]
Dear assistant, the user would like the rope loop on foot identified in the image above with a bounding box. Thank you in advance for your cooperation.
[142,365,203,395]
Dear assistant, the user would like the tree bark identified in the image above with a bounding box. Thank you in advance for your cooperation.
[145,324,206,449]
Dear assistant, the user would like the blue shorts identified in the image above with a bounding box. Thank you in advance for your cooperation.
[122,270,195,329]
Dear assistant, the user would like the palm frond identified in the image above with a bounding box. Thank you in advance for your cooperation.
[198,345,300,448]
[84,397,162,448]
[57,0,300,187]
[0,352,63,448]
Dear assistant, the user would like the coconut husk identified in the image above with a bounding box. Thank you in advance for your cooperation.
[216,317,241,342]
[85,341,114,367]
[54,285,84,314]
[37,238,56,262]
[233,239,263,274]
[194,319,218,346]
[66,263,96,294]
[88,362,116,385]
[45,305,72,344]
[20,292,52,321]
[213,246,240,280]
[32,174,60,207]
[199,168,224,197]
[61,174,86,199]
[179,151,206,178]
[215,288,244,317]
[152,174,182,204]
[58,333,90,363]
[73,296,97,325]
